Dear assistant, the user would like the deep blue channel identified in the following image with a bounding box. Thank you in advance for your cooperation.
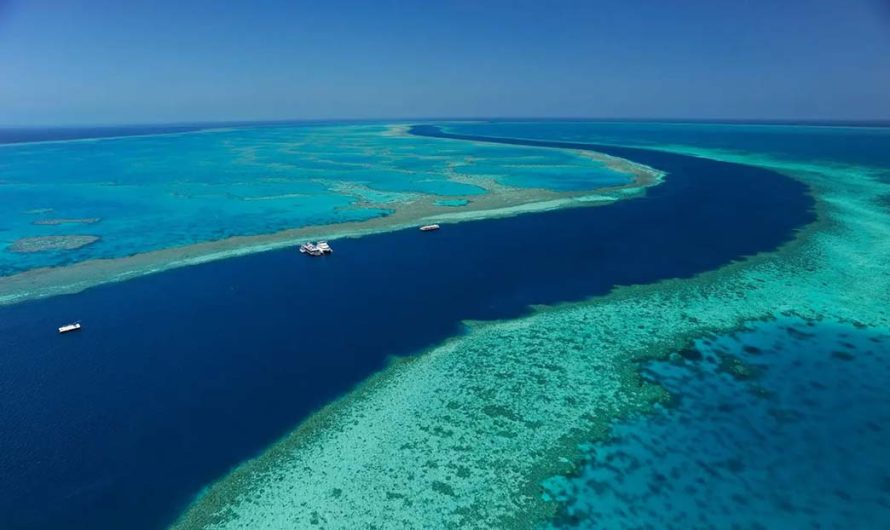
[0,128,814,529]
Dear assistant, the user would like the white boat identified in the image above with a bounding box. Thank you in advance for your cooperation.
[420,224,440,232]
[58,322,81,334]
[299,241,329,256]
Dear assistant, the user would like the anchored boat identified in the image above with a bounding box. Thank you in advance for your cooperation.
[300,241,333,256]
[419,224,440,232]
[58,322,81,334]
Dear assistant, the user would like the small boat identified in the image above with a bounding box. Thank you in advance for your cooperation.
[316,241,333,254]
[58,322,81,334]
[419,224,440,232]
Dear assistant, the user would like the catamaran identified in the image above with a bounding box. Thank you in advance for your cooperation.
[300,241,333,256]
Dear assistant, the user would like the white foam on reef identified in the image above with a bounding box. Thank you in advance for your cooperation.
[171,145,890,529]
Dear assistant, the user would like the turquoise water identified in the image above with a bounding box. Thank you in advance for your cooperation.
[413,121,890,529]
[435,198,470,207]
[0,121,815,530]
[543,318,890,529]
[3,120,889,530]
[0,123,630,275]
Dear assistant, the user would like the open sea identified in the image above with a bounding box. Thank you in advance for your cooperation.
[1,120,888,529]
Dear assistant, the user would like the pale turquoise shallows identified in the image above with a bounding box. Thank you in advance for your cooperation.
[0,123,631,276]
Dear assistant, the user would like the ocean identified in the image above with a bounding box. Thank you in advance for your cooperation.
[0,126,811,529]
[3,120,890,529]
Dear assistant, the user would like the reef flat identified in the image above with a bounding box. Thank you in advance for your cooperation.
[8,235,100,253]
[172,125,890,529]
[0,124,660,306]
[32,217,101,226]
[543,317,890,529]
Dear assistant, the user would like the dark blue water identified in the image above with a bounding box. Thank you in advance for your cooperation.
[0,131,813,529]
[437,121,890,173]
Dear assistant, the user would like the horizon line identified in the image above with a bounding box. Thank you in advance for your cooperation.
[2,116,890,131]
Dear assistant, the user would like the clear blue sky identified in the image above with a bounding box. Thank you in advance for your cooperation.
[1,0,889,125]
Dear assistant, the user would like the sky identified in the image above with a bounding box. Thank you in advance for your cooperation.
[0,0,889,126]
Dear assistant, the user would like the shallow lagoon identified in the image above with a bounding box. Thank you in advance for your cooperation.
[0,123,630,275]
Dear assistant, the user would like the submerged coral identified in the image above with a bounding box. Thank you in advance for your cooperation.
[8,235,100,253]
[0,125,661,306]
[32,217,101,226]
[171,136,890,529]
